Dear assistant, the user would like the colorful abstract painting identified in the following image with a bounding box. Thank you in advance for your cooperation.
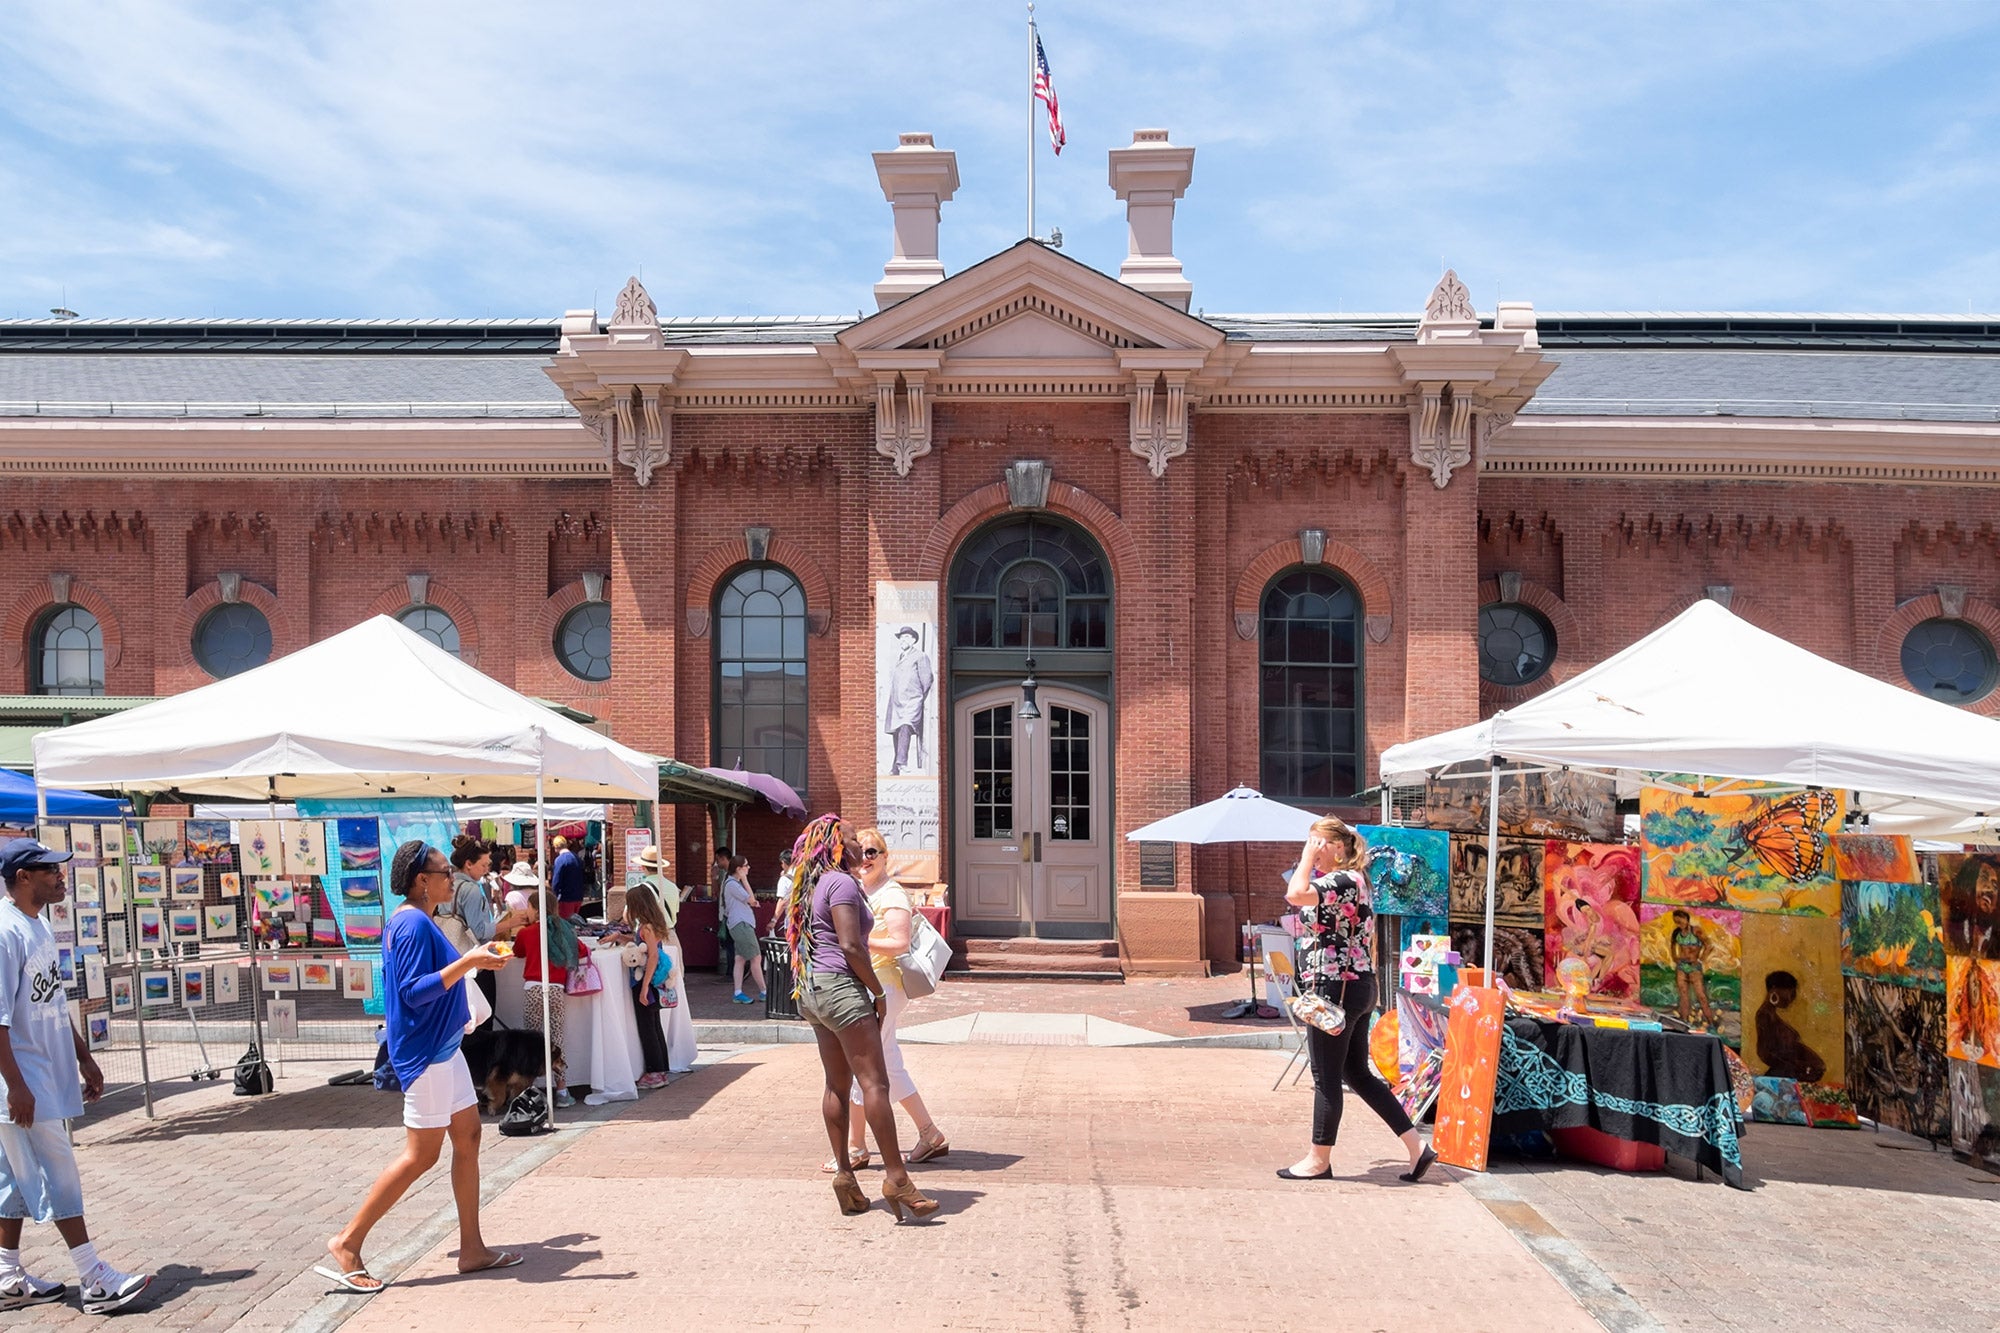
[1750,1076,1808,1125]
[170,867,204,902]
[1949,1058,2000,1171]
[1829,834,1920,885]
[1946,956,2000,1068]
[140,820,183,865]
[336,818,380,872]
[1842,879,1944,990]
[1844,976,1947,1139]
[1740,913,1844,1083]
[1449,835,1544,927]
[1449,923,1545,993]
[1433,985,1507,1172]
[252,880,296,917]
[1543,841,1642,998]
[1939,854,2000,959]
[183,820,235,866]
[1799,1082,1860,1128]
[1640,786,1842,917]
[1639,903,1742,1044]
[1356,824,1449,917]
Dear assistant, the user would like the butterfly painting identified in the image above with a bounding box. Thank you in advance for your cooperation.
[1641,784,1842,917]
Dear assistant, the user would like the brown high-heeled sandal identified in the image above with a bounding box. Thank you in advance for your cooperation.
[907,1129,950,1164]
[881,1178,940,1222]
[831,1171,870,1215]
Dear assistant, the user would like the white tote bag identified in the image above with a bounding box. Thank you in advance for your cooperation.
[898,911,954,999]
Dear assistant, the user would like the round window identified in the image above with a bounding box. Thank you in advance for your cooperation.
[398,606,461,657]
[192,603,273,679]
[1900,617,1997,703]
[1478,602,1557,687]
[555,602,611,681]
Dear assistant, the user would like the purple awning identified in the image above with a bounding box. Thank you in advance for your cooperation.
[701,767,807,820]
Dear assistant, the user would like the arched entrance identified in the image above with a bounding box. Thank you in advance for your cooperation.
[946,514,1113,939]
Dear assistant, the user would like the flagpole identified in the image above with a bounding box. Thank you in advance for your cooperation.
[1027,3,1036,240]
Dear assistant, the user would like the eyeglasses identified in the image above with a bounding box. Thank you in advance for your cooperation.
[862,848,884,861]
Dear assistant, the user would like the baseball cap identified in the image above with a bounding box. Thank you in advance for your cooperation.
[0,838,74,880]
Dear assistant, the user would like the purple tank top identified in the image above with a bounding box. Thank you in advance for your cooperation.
[807,869,872,975]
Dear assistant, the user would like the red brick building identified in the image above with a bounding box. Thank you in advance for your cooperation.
[5,130,1999,972]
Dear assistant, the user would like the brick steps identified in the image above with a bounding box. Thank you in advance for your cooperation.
[947,937,1124,982]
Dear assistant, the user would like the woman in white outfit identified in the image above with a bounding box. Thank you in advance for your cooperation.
[824,827,948,1171]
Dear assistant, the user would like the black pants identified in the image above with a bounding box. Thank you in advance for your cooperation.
[1305,974,1414,1147]
[632,980,670,1075]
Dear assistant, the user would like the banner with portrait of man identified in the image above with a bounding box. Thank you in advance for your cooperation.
[875,581,940,883]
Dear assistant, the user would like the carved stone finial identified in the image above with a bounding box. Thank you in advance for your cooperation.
[610,277,658,330]
[1425,269,1475,323]
[47,572,72,605]
[743,526,772,562]
[1298,529,1326,566]
[580,571,607,603]
[1705,585,1734,610]
[1006,460,1052,510]
[406,572,430,607]
[218,571,243,604]
[1939,584,1968,618]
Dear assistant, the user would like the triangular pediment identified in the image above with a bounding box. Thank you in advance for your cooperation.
[839,240,1225,359]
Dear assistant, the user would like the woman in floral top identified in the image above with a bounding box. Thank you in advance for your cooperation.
[1277,816,1437,1184]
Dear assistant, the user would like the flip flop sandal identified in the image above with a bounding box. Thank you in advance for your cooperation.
[461,1252,524,1275]
[820,1149,871,1173]
[312,1266,387,1294]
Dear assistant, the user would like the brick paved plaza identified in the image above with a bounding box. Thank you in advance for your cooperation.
[7,995,1999,1331]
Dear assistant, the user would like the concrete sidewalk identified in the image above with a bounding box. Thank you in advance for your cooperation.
[335,1044,1595,1333]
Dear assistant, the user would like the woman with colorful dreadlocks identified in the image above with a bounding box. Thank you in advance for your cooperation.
[782,815,940,1222]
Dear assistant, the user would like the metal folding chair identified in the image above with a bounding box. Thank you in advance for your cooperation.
[1266,950,1310,1090]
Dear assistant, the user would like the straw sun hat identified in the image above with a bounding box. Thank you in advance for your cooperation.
[636,845,669,870]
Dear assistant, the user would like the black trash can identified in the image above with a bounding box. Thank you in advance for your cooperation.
[761,937,799,1020]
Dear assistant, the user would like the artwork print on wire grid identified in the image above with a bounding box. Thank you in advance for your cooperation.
[1640,785,1843,917]
[130,867,164,904]
[100,864,124,912]
[141,820,184,865]
[343,961,374,1000]
[1542,841,1642,999]
[171,867,204,902]
[169,908,202,942]
[84,952,106,1001]
[109,974,135,1014]
[72,865,99,906]
[238,822,281,876]
[300,961,337,991]
[75,908,103,949]
[86,1013,109,1051]
[134,907,165,951]
[204,903,238,941]
[1355,824,1449,917]
[279,820,324,877]
[183,820,235,866]
[336,819,381,872]
[180,966,207,1007]
[139,970,174,1007]
[68,823,97,859]
[214,964,241,1006]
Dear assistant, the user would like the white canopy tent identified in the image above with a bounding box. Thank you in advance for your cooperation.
[1380,600,2000,970]
[33,615,664,1125]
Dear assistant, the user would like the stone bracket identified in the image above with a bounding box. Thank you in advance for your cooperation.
[873,371,933,476]
[1129,370,1191,477]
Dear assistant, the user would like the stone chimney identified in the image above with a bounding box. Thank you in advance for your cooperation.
[1107,129,1195,311]
[872,133,960,309]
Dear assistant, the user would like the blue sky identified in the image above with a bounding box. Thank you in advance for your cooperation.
[3,1,1999,321]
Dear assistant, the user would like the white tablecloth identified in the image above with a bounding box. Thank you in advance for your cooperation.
[497,940,693,1086]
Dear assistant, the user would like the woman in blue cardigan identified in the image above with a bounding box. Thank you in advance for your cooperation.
[318,841,516,1293]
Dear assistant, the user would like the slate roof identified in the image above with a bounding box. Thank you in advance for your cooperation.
[3,313,1999,424]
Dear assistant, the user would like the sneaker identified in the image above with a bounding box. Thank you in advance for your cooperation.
[637,1072,669,1090]
[732,991,754,1004]
[553,1089,576,1109]
[0,1273,67,1312]
[80,1269,151,1315]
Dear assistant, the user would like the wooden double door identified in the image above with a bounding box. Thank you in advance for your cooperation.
[951,683,1111,937]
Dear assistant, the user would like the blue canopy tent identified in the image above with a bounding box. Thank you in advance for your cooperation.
[0,766,127,824]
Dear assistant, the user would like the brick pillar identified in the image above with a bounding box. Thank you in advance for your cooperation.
[1115,450,1204,974]
[276,504,312,657]
[1848,511,1895,677]
[1400,457,1480,735]
[144,514,191,696]
[861,435,942,838]
[606,465,676,759]
[506,507,546,691]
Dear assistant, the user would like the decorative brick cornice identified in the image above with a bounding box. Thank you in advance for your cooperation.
[915,481,1137,586]
[1,508,148,553]
[4,575,124,676]
[1873,592,2000,718]
[364,580,482,666]
[313,511,509,556]
[1232,537,1394,644]
[1476,576,1584,710]
[683,535,833,638]
[1609,512,1848,559]
[167,579,293,677]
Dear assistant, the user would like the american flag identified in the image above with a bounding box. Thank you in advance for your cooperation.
[1032,26,1065,155]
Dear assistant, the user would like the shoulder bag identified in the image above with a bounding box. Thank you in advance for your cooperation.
[434,905,477,956]
[498,1086,553,1136]
[1288,990,1346,1036]
[565,951,604,996]
[897,909,954,1000]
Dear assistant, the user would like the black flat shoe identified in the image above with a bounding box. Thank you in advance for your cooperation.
[1275,1165,1332,1180]
[1399,1146,1438,1183]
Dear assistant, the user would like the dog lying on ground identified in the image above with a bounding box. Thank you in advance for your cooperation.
[460,1027,565,1114]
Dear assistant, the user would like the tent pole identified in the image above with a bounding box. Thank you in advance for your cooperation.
[536,750,555,1129]
[1482,761,1499,978]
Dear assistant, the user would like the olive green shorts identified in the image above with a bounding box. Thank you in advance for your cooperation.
[798,969,877,1032]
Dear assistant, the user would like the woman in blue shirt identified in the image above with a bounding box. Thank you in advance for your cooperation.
[318,841,517,1293]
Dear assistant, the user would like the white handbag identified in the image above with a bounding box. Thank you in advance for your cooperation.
[898,911,954,999]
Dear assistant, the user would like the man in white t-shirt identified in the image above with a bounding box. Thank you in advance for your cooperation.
[0,838,151,1314]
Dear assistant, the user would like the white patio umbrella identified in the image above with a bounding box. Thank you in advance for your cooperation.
[1123,785,1319,844]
